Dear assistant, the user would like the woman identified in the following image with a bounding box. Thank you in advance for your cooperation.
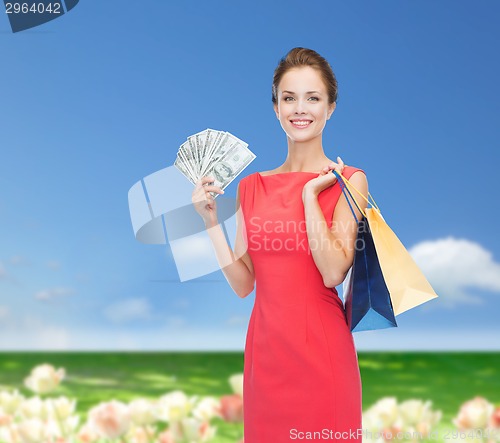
[192,47,368,443]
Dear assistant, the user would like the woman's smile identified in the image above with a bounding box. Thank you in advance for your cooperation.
[290,119,313,129]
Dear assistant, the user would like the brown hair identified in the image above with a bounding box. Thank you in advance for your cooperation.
[271,47,338,105]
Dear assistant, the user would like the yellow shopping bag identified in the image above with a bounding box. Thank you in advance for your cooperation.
[337,172,439,315]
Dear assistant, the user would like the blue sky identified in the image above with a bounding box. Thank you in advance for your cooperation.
[0,1,499,351]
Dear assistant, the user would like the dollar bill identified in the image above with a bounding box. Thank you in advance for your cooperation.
[174,128,256,198]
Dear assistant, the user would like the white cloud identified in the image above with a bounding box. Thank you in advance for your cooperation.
[353,328,500,351]
[166,316,185,327]
[9,255,31,266]
[0,306,9,320]
[35,287,75,301]
[409,236,500,307]
[226,315,248,326]
[173,298,190,309]
[0,314,71,350]
[46,260,61,271]
[0,261,21,285]
[103,297,153,324]
[0,316,497,351]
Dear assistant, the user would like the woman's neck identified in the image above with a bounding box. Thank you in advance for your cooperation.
[279,137,332,172]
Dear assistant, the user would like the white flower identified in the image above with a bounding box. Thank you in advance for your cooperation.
[47,396,77,420]
[0,425,20,443]
[128,398,159,425]
[87,400,131,439]
[369,397,399,428]
[0,389,24,414]
[362,408,388,443]
[170,417,217,442]
[24,364,65,394]
[46,414,80,438]
[362,397,442,442]
[18,396,50,420]
[157,390,195,422]
[192,396,220,421]
[399,398,442,436]
[399,399,430,425]
[16,417,50,443]
[228,374,243,397]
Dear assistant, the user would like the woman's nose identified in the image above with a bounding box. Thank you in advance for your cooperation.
[294,99,306,113]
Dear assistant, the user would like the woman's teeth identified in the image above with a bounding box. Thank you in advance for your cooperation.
[291,120,312,128]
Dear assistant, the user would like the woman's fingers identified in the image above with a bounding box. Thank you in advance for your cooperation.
[194,176,225,194]
[202,185,224,194]
[337,156,345,171]
[195,176,213,189]
[327,157,345,173]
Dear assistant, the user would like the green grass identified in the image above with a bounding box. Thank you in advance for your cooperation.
[0,351,499,442]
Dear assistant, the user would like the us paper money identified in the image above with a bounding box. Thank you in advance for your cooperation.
[174,128,256,198]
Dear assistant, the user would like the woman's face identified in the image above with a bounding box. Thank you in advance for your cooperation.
[273,66,335,143]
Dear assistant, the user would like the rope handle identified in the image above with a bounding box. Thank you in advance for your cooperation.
[333,169,380,212]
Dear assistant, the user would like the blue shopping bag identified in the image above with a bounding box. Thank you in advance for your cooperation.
[333,170,398,333]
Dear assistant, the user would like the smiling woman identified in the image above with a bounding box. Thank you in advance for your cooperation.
[192,47,368,443]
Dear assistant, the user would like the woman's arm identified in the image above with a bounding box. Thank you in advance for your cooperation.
[193,177,255,298]
[302,171,368,288]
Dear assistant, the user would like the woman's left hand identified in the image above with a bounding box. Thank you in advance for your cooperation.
[302,156,346,202]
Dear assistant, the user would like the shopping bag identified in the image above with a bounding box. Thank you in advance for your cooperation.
[334,171,438,315]
[335,172,398,332]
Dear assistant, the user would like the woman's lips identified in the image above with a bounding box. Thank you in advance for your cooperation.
[290,120,312,129]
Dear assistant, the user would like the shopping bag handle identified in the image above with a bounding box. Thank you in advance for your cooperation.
[332,170,380,213]
[333,170,366,224]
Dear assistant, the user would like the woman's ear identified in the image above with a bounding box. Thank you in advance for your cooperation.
[327,102,336,120]
[273,103,279,119]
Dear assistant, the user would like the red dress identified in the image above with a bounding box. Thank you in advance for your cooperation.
[238,166,364,443]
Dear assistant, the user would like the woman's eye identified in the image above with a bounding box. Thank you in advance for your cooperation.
[283,96,319,101]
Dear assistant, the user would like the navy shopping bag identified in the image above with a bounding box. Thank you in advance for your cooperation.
[333,170,398,333]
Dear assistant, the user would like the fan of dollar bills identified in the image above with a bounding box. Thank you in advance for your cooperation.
[174,128,256,198]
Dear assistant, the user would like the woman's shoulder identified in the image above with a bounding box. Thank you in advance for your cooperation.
[239,171,260,182]
[343,164,366,179]
[237,171,259,191]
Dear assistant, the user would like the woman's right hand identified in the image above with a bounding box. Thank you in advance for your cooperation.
[192,175,225,228]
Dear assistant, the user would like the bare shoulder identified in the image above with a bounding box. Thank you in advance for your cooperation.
[345,168,368,204]
[334,167,369,222]
[343,166,368,189]
[347,169,368,189]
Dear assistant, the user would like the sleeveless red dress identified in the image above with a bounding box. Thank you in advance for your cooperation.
[238,166,364,443]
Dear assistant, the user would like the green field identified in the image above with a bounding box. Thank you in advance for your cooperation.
[0,351,498,442]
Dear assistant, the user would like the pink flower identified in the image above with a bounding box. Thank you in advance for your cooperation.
[0,412,12,426]
[87,400,131,439]
[158,429,176,443]
[76,423,99,442]
[218,394,243,423]
[453,396,495,430]
[489,406,500,429]
[381,425,402,441]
